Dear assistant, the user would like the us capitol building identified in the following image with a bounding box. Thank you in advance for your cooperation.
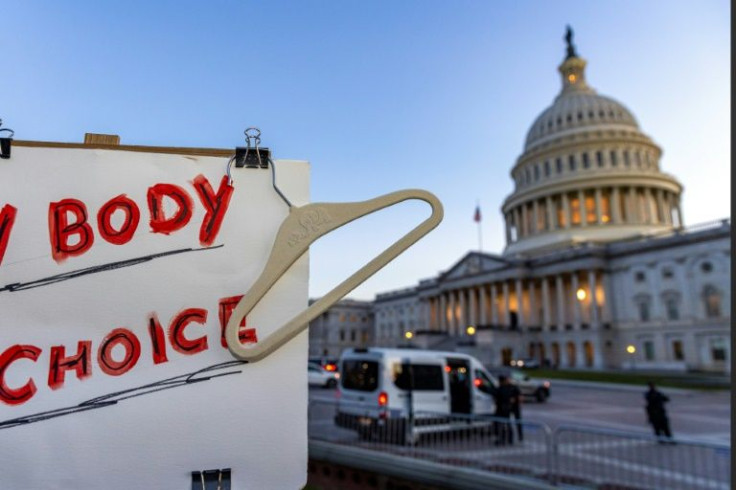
[309,31,731,373]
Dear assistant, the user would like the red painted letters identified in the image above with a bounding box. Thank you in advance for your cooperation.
[0,345,42,405]
[192,175,234,246]
[0,204,17,266]
[49,199,95,263]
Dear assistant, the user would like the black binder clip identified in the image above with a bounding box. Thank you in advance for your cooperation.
[191,468,231,490]
[0,120,14,160]
[235,127,270,168]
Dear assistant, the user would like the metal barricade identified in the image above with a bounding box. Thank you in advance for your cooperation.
[552,424,731,489]
[309,398,554,486]
[308,399,731,489]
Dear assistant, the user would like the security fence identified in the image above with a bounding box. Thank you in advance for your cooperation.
[308,399,730,489]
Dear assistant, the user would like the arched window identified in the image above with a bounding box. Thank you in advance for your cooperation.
[702,285,721,318]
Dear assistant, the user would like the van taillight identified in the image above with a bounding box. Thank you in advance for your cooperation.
[378,391,388,407]
[325,364,337,372]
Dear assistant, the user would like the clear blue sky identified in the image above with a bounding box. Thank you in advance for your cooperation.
[4,1,730,300]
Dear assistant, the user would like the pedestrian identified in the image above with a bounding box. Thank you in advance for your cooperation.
[645,381,674,443]
[493,375,517,445]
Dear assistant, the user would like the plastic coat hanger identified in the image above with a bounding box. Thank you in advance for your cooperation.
[225,188,443,362]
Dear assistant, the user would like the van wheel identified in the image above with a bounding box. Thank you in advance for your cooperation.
[536,389,547,402]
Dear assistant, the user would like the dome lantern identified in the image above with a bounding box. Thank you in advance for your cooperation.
[558,26,593,95]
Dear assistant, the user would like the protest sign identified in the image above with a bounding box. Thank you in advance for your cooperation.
[0,141,309,489]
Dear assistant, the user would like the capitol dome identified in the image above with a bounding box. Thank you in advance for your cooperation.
[502,29,683,256]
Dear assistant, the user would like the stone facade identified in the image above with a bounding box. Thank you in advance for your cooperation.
[380,220,730,372]
[308,299,373,358]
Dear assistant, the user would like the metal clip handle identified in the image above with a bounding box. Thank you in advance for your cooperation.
[225,189,443,362]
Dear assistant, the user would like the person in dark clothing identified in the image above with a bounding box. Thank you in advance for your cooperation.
[493,375,518,445]
[645,381,673,442]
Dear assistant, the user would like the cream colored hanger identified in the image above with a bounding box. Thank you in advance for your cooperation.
[225,188,443,362]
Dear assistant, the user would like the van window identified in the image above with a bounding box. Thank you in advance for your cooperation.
[393,363,444,391]
[474,370,496,395]
[341,360,379,392]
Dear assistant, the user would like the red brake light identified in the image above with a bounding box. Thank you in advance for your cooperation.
[378,391,388,407]
[474,378,482,388]
[444,365,451,373]
[325,364,336,372]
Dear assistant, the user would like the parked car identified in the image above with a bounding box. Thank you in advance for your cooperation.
[488,367,550,402]
[308,362,339,388]
[510,357,540,369]
[309,356,339,373]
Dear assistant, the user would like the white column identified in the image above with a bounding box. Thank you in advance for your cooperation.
[532,200,540,234]
[546,196,555,231]
[468,287,477,327]
[556,275,565,328]
[571,271,581,328]
[502,281,510,327]
[612,187,622,224]
[425,298,432,330]
[439,293,447,332]
[579,189,587,226]
[491,283,499,325]
[601,272,614,324]
[448,292,456,335]
[629,187,639,223]
[505,214,512,242]
[656,189,666,224]
[514,208,522,237]
[528,279,537,326]
[588,270,599,328]
[595,188,603,224]
[461,290,468,333]
[515,279,524,328]
[542,277,551,329]
[521,205,529,237]
[562,193,571,229]
[479,285,488,325]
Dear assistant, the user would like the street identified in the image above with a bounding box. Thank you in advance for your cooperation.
[310,382,730,444]
[308,382,731,489]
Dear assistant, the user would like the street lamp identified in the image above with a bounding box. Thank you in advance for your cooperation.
[576,288,587,301]
[466,326,476,336]
[404,331,414,340]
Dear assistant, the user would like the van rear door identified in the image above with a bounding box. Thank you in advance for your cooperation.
[339,357,381,416]
[392,360,449,416]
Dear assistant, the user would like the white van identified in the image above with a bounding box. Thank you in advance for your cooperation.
[334,348,498,443]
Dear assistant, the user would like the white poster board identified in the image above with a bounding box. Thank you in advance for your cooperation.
[0,144,309,489]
